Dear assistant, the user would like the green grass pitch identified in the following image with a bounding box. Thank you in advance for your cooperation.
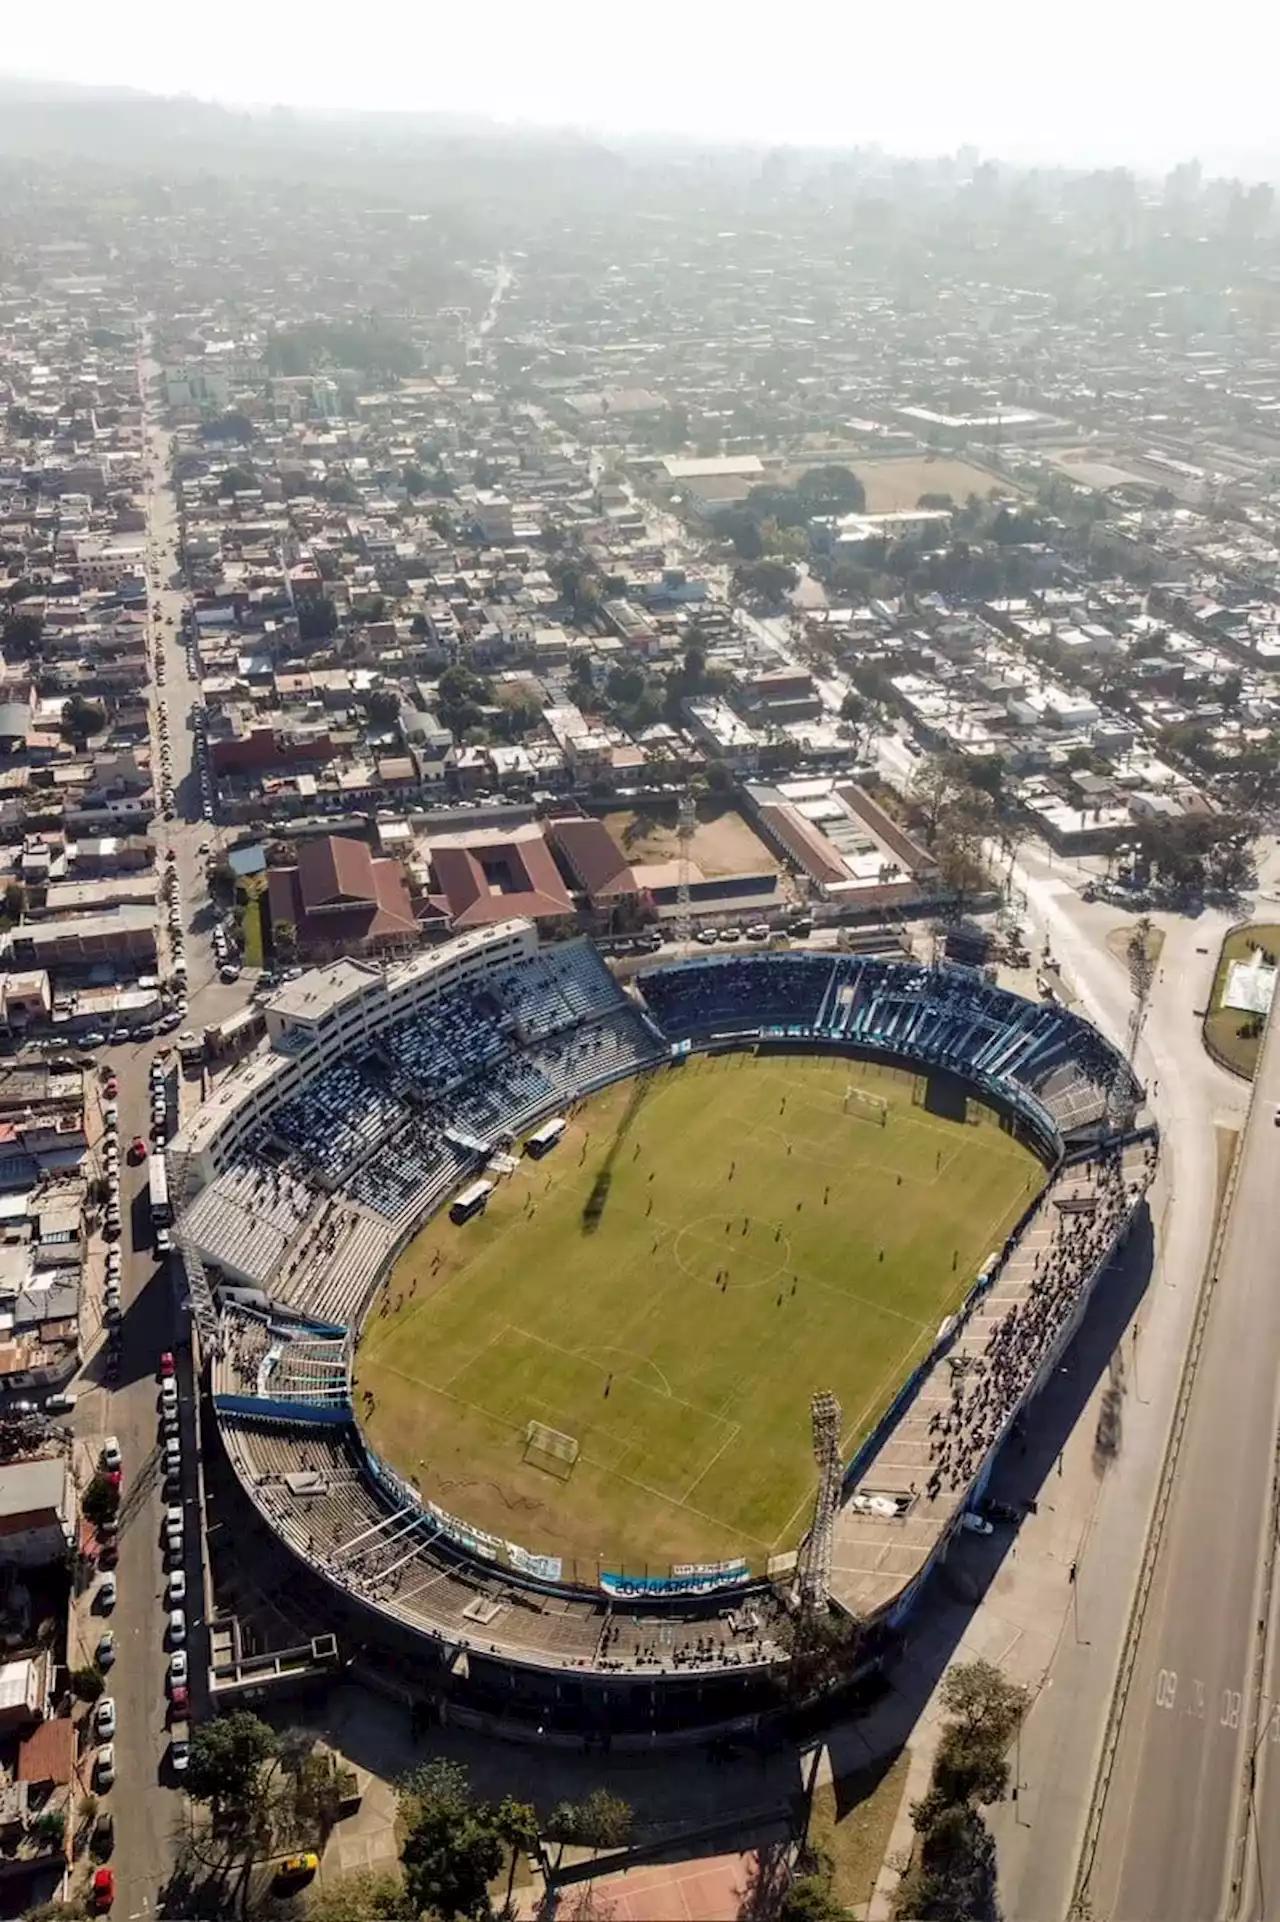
[354,1051,1043,1580]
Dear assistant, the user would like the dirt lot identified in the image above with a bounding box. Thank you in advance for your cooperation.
[853,456,1015,512]
[602,803,781,878]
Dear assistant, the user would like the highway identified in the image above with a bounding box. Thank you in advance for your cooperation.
[1081,973,1280,1921]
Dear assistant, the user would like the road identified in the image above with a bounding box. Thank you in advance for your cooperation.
[1077,928,1280,1920]
[66,343,229,1916]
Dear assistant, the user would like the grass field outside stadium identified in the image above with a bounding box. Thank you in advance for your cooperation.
[354,1051,1044,1581]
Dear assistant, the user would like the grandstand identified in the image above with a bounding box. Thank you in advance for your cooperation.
[181,924,1154,1740]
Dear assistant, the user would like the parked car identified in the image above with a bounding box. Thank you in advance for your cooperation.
[101,1436,121,1472]
[96,1631,116,1669]
[171,1737,190,1774]
[169,1649,188,1686]
[169,1682,190,1717]
[94,1696,116,1740]
[168,1569,186,1604]
[95,1743,115,1789]
[92,1866,115,1911]
[97,1573,117,1613]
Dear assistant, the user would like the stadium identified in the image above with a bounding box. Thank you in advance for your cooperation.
[173,922,1156,1742]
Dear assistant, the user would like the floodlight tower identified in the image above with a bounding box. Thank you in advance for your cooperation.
[1108,914,1155,1128]
[797,1390,844,1617]
[674,790,696,946]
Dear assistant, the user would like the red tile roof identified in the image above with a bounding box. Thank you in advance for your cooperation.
[429,827,573,929]
[268,836,417,954]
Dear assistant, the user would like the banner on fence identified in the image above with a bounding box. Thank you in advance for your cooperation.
[670,1558,749,1582]
[602,1565,750,1599]
[507,1544,564,1583]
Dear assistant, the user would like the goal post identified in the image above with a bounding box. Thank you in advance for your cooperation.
[844,1084,889,1126]
[523,1420,580,1478]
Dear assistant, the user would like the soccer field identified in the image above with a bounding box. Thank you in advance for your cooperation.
[354,1052,1043,1579]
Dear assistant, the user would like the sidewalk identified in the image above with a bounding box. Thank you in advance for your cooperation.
[839,874,1244,1919]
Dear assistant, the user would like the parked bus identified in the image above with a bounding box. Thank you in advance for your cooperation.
[148,1155,172,1227]
[524,1116,567,1160]
[449,1179,494,1226]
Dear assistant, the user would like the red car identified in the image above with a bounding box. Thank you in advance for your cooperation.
[128,1136,148,1164]
[158,1351,175,1379]
[169,1682,189,1717]
[92,1866,115,1910]
[103,1076,119,1099]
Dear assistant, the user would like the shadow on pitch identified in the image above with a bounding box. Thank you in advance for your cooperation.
[581,1070,654,1234]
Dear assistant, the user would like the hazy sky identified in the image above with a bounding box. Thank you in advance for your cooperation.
[6,0,1279,174]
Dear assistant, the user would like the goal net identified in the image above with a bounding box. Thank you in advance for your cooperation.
[523,1420,581,1479]
[844,1085,889,1125]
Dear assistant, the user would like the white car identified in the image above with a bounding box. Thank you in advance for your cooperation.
[94,1696,116,1740]
[172,1737,190,1773]
[101,1436,121,1472]
[169,1649,188,1685]
[161,1378,178,1410]
[168,1607,186,1645]
[168,1569,186,1604]
[95,1742,116,1789]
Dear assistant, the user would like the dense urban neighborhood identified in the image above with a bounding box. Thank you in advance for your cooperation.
[0,82,1278,1922]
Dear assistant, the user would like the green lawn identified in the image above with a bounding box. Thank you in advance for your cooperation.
[1204,922,1280,1079]
[240,890,266,970]
[355,1052,1042,1580]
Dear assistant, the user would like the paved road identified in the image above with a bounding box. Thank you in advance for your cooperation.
[1083,975,1280,1920]
[71,347,222,1917]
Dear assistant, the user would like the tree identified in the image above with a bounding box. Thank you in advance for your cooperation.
[840,690,867,726]
[201,411,255,445]
[733,559,799,605]
[298,597,339,644]
[306,1872,409,1921]
[3,611,42,657]
[60,696,106,748]
[272,919,298,962]
[3,882,24,923]
[217,464,256,497]
[185,1711,277,1818]
[398,1759,506,1922]
[547,1789,632,1856]
[71,1665,104,1702]
[364,689,402,728]
[495,1796,539,1911]
[1221,671,1243,711]
[324,475,363,506]
[897,1800,1000,1922]
[705,759,735,796]
[779,1876,856,1922]
[917,492,956,511]
[437,664,492,739]
[937,1657,1028,1747]
[402,464,429,497]
[795,465,866,513]
[81,1475,119,1529]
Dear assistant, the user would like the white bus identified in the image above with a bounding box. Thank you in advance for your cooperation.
[525,1116,567,1160]
[449,1179,495,1226]
[148,1156,172,1227]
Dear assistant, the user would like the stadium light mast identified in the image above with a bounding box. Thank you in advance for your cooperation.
[1107,913,1154,1130]
[798,1389,844,1617]
[674,790,696,946]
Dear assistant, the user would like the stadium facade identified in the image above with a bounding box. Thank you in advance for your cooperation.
[174,921,1155,1742]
